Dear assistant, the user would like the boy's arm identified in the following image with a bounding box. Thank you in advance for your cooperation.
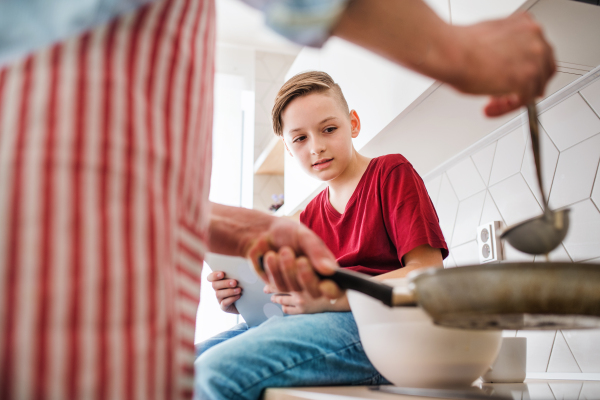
[373,244,443,282]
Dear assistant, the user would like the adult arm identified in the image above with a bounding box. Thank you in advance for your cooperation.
[332,0,555,117]
[208,202,338,297]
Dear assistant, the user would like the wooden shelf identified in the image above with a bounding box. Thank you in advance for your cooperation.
[254,137,284,175]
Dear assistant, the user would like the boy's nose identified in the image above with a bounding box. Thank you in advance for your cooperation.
[310,139,326,155]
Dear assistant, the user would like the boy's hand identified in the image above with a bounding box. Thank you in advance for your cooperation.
[264,284,350,315]
[207,271,241,314]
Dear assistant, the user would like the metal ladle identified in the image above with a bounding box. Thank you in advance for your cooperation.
[500,103,570,255]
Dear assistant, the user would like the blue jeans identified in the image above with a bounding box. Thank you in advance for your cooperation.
[194,312,390,400]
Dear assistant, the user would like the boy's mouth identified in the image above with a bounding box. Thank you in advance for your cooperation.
[312,158,333,170]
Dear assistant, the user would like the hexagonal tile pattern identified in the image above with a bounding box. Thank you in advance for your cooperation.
[503,243,534,263]
[451,190,486,247]
[539,93,600,151]
[533,244,572,263]
[592,161,600,210]
[446,158,486,201]
[563,330,600,372]
[580,382,600,400]
[517,330,556,372]
[581,78,600,117]
[521,125,559,208]
[424,174,442,207]
[547,331,582,373]
[489,173,542,227]
[549,133,600,209]
[562,199,600,262]
[479,191,504,226]
[436,173,459,243]
[489,126,528,186]
[450,240,479,267]
[471,142,496,186]
[443,253,457,268]
[548,382,583,400]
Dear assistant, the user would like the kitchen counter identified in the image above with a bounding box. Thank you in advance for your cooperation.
[264,379,600,400]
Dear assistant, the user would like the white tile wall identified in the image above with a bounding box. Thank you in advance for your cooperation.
[592,170,600,210]
[581,382,600,400]
[561,199,600,262]
[488,127,527,186]
[549,134,600,209]
[479,191,504,225]
[581,79,600,117]
[435,174,459,242]
[451,240,479,266]
[423,76,600,376]
[471,142,496,186]
[533,244,572,263]
[424,174,442,206]
[563,330,600,373]
[548,381,583,400]
[521,126,559,207]
[489,173,543,226]
[451,191,486,247]
[517,330,556,372]
[547,332,582,373]
[446,158,486,201]
[539,94,600,151]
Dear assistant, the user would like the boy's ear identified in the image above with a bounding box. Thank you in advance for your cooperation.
[282,137,293,157]
[350,110,361,139]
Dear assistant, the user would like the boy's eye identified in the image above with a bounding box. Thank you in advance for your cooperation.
[324,126,337,133]
[293,136,306,143]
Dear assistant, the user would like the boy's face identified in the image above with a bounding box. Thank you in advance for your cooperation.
[281,92,360,182]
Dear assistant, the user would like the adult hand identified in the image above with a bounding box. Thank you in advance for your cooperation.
[451,12,555,116]
[246,219,342,300]
[264,284,350,315]
[334,1,555,118]
[206,271,241,314]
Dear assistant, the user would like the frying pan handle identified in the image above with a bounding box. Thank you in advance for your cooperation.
[257,256,395,307]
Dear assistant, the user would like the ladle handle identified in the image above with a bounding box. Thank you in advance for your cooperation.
[527,103,550,215]
[257,256,398,307]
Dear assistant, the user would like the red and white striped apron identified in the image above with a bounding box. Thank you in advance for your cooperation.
[0,0,214,398]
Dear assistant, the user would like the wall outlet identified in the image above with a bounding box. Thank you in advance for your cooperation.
[477,221,504,264]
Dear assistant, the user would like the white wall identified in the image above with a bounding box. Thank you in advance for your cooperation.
[424,74,600,376]
[253,50,296,213]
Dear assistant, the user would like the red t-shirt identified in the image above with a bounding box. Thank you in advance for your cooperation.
[300,154,448,276]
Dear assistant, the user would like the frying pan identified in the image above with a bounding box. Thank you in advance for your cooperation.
[258,258,600,330]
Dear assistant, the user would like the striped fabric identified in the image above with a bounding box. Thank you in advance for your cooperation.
[0,0,214,399]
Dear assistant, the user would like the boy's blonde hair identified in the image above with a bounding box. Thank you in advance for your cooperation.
[272,71,349,137]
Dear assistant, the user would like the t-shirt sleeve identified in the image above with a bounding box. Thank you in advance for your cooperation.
[381,163,449,265]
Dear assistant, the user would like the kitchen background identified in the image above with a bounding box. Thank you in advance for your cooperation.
[423,71,600,378]
[197,0,600,384]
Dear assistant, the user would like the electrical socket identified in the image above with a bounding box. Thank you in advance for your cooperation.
[477,221,504,264]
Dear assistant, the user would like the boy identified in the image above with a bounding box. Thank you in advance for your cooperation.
[195,71,448,400]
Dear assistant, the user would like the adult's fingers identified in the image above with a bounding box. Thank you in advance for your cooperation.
[484,94,522,117]
[296,225,337,276]
[270,293,297,307]
[319,279,344,300]
[279,246,303,292]
[264,250,288,292]
[297,256,324,299]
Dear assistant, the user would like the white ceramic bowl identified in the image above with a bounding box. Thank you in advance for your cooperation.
[347,279,502,388]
